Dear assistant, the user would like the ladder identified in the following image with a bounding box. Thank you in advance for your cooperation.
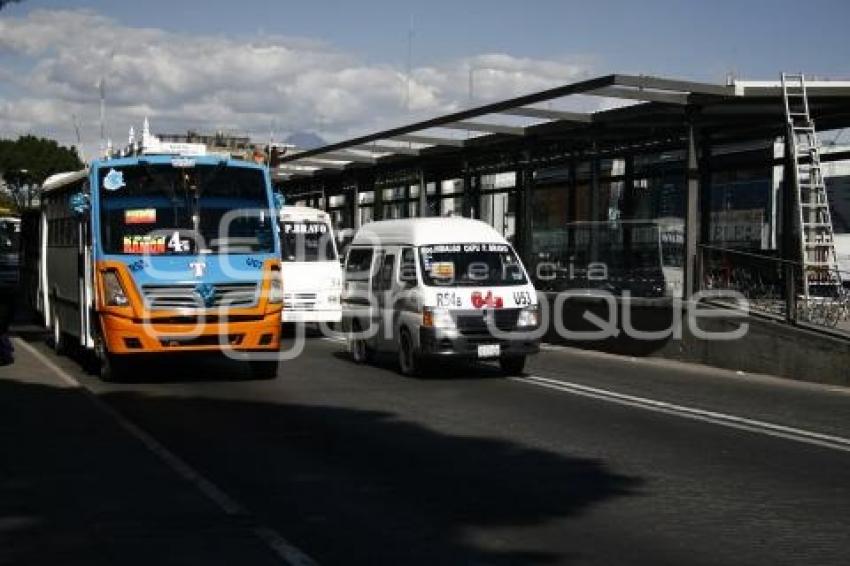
[781,73,842,301]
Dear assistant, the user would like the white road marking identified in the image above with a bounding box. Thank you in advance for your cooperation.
[14,338,318,566]
[513,373,850,454]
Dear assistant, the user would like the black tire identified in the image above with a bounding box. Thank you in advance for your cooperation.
[499,355,527,376]
[348,321,373,364]
[100,353,131,382]
[398,330,422,377]
[94,331,127,382]
[248,359,279,380]
[50,309,67,355]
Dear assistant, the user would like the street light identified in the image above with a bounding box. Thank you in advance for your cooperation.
[468,66,500,106]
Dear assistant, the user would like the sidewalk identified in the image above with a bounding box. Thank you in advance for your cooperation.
[0,335,285,566]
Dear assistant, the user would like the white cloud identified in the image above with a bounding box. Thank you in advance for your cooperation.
[0,9,597,156]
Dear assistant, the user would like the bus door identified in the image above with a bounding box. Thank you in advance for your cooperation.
[79,210,94,348]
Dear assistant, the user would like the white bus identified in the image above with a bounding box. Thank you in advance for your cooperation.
[279,205,343,323]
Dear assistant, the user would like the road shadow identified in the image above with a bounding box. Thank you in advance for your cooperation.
[1,373,642,565]
[331,349,512,380]
[101,389,642,564]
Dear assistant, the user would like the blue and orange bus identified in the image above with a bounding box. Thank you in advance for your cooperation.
[39,149,283,380]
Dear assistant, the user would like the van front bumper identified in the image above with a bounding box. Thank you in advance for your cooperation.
[419,327,540,359]
[100,312,282,354]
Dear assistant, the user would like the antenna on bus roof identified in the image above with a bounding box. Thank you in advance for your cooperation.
[98,77,107,157]
[71,114,86,163]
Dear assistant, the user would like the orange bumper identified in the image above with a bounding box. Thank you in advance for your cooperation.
[100,311,282,355]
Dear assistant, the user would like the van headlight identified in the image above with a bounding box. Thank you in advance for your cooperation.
[422,307,454,329]
[268,277,283,304]
[102,270,129,307]
[516,305,539,328]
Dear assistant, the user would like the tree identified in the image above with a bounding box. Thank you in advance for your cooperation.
[0,136,83,210]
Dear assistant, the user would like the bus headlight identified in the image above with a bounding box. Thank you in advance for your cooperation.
[268,277,283,304]
[102,270,129,307]
[423,307,454,329]
[516,305,540,328]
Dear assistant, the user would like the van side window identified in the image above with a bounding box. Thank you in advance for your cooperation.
[345,247,373,281]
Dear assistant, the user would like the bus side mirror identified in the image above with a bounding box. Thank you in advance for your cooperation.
[69,192,90,216]
[400,263,417,284]
[273,191,285,211]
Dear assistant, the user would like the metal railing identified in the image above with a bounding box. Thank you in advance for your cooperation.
[699,244,850,334]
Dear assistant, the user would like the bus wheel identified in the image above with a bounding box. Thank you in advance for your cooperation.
[95,334,126,382]
[51,311,67,355]
[398,330,422,377]
[249,359,279,380]
[100,353,128,382]
[499,355,527,376]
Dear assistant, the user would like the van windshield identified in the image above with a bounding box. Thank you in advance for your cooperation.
[281,221,337,262]
[419,243,527,286]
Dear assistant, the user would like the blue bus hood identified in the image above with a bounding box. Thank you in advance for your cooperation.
[102,253,275,286]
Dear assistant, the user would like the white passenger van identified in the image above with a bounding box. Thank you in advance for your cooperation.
[342,217,540,376]
[279,206,342,323]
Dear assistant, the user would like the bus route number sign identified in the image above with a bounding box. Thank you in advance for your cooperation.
[167,231,192,253]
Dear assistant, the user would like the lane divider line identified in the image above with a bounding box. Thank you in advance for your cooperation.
[14,338,318,566]
[513,374,850,454]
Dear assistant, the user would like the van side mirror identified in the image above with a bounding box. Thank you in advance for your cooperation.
[69,191,90,216]
[400,262,417,284]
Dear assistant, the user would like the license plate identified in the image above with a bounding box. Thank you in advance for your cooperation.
[477,344,500,358]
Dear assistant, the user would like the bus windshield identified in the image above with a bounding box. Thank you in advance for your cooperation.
[98,163,274,255]
[418,243,527,286]
[281,220,337,262]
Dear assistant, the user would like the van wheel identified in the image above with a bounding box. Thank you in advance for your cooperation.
[349,321,373,363]
[398,330,422,377]
[499,355,527,376]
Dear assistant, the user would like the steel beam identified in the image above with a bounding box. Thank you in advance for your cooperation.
[391,134,466,147]
[351,143,421,156]
[498,107,593,122]
[590,86,689,105]
[441,121,525,136]
[281,159,348,170]
[612,74,732,97]
[308,151,377,164]
[277,74,618,163]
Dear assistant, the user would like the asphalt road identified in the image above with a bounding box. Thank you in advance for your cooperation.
[3,329,850,565]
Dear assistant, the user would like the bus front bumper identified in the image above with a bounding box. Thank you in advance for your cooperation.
[100,312,282,354]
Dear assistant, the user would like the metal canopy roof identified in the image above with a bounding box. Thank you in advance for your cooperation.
[275,73,850,179]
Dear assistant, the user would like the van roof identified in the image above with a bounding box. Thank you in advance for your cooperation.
[350,217,508,247]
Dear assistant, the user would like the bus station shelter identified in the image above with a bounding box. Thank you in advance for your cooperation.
[274,73,850,304]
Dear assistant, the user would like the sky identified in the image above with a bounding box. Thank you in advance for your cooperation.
[1,0,848,158]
